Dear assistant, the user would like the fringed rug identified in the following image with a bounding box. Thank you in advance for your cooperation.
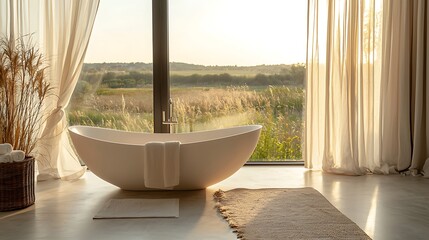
[214,188,371,240]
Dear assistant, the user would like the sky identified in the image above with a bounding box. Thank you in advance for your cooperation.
[85,0,308,66]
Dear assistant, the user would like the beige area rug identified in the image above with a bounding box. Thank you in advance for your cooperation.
[94,199,179,219]
[214,188,371,240]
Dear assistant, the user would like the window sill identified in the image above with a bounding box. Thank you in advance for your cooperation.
[245,161,304,166]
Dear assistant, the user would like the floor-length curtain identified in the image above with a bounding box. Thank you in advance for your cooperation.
[410,0,429,176]
[306,0,385,175]
[36,0,99,180]
[306,0,429,175]
[381,0,429,174]
[380,0,412,172]
[0,0,99,180]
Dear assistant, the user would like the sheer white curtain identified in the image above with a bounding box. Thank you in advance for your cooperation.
[306,0,429,175]
[37,0,100,180]
[0,0,99,180]
[0,0,40,43]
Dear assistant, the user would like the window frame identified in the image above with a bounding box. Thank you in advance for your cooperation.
[151,0,304,164]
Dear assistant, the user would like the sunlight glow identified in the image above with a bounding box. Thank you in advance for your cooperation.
[364,185,378,238]
[84,0,307,65]
[85,0,152,63]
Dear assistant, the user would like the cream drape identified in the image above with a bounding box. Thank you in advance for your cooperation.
[37,0,99,180]
[410,0,429,176]
[306,0,429,175]
[0,0,99,180]
[0,0,39,43]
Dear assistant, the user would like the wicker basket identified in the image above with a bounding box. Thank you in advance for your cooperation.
[0,157,35,211]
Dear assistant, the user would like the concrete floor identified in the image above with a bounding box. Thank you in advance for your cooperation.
[1,166,428,240]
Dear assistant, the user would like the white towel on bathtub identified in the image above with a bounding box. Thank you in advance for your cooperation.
[144,141,180,189]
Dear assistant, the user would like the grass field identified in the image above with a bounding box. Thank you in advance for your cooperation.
[170,70,272,76]
[68,85,304,161]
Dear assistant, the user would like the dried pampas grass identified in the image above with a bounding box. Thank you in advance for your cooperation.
[0,36,52,155]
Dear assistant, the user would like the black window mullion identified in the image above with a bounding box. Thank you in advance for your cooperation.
[152,0,170,133]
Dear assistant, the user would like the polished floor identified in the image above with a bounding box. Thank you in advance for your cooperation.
[1,166,428,240]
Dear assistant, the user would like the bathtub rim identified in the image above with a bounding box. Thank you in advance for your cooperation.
[68,124,262,146]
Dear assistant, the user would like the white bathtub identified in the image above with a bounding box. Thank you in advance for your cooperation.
[68,125,262,190]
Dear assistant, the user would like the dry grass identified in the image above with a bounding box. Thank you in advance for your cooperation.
[0,37,51,155]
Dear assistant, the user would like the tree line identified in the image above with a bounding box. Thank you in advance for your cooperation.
[72,64,305,100]
[98,64,305,88]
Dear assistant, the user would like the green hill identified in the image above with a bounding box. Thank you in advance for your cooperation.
[82,62,304,76]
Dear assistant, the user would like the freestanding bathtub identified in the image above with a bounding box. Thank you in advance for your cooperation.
[68,125,262,190]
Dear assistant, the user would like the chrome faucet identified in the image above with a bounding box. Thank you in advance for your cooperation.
[162,98,178,132]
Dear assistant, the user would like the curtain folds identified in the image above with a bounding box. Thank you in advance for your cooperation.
[0,0,99,180]
[306,0,429,175]
[408,0,429,173]
[0,0,40,42]
[37,0,100,180]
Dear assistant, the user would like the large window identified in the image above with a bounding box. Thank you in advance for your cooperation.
[68,0,307,161]
[67,0,154,132]
[169,0,306,161]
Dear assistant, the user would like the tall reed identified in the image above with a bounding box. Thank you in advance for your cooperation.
[0,37,51,155]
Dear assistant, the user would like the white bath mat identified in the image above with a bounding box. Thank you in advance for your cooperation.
[94,199,179,219]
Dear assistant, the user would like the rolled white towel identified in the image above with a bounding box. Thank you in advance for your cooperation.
[0,154,12,163]
[11,150,26,162]
[0,143,13,155]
